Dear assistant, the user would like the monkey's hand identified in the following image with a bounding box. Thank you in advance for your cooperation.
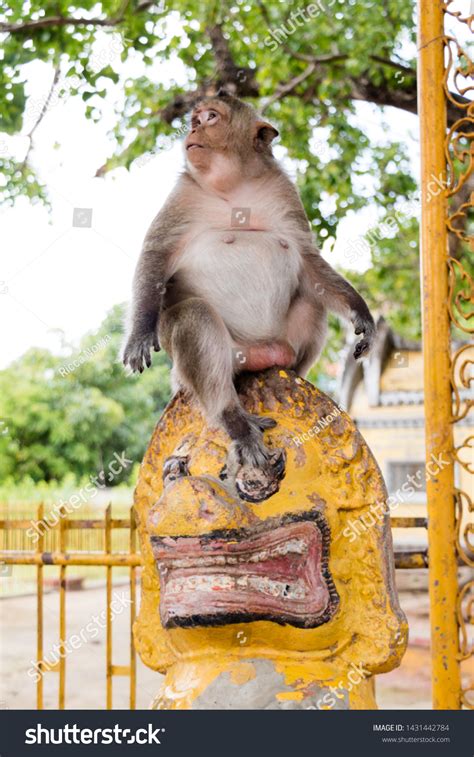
[122,329,160,373]
[352,312,376,360]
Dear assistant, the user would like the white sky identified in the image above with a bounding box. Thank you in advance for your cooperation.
[0,30,420,369]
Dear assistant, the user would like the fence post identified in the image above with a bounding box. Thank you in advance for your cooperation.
[418,0,462,709]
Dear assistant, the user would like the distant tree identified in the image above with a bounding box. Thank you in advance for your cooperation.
[0,304,171,483]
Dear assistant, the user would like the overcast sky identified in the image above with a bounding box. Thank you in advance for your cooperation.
[0,29,420,369]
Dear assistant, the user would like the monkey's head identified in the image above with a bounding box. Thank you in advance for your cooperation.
[184,91,279,173]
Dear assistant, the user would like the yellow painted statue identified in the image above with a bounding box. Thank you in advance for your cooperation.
[133,368,407,709]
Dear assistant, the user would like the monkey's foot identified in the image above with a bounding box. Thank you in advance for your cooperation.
[223,415,285,502]
[234,448,286,503]
[352,314,376,359]
[220,409,285,501]
[233,413,277,467]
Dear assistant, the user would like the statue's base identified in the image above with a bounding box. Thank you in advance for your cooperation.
[149,656,377,710]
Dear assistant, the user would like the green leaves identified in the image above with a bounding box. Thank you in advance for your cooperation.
[0,304,171,484]
[0,0,418,211]
[0,78,26,134]
[0,158,48,206]
[0,0,424,406]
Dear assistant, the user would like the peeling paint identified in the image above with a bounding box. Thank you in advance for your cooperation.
[133,368,407,708]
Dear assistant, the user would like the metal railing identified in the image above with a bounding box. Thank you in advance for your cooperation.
[0,504,139,710]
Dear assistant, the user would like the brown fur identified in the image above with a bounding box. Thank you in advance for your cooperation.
[123,92,375,473]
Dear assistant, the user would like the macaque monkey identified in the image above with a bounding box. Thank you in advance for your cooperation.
[123,91,375,482]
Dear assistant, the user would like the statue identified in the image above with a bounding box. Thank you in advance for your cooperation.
[133,368,407,709]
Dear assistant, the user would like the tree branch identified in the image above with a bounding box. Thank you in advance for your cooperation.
[21,64,61,168]
[205,24,260,96]
[0,0,131,34]
[347,72,470,130]
[158,24,259,122]
[368,55,416,76]
[261,63,317,111]
[254,2,453,125]
[0,16,113,33]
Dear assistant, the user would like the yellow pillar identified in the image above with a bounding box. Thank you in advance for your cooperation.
[418,0,461,709]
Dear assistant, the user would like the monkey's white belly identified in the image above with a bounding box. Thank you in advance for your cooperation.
[178,230,302,341]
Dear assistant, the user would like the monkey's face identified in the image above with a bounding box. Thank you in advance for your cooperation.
[184,99,232,170]
[134,370,406,674]
[184,95,279,173]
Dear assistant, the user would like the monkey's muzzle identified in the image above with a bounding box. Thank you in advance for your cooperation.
[151,509,339,629]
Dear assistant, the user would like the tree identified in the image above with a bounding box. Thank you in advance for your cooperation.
[1,1,470,354]
[1,1,420,218]
[0,304,171,483]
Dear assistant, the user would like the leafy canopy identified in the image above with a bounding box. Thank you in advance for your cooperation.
[0,0,423,339]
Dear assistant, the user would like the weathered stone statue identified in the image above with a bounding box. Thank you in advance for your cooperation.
[134,369,407,709]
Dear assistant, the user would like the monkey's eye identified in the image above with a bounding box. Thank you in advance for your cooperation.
[207,111,218,123]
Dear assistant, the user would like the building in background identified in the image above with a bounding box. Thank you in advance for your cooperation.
[338,319,473,550]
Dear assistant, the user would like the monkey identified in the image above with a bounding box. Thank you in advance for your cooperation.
[123,91,375,482]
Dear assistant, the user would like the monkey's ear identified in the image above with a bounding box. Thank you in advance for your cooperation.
[254,120,279,151]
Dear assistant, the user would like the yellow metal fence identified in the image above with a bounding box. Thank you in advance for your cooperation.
[418,0,474,710]
[0,504,140,710]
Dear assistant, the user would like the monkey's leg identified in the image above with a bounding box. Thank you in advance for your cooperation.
[159,298,283,477]
[285,297,328,377]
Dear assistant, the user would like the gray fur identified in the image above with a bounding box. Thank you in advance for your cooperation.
[123,94,375,471]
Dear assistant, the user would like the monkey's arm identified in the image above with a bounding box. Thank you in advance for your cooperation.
[302,250,376,359]
[281,189,375,358]
[122,192,190,373]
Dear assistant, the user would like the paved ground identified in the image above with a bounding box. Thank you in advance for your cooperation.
[0,582,163,710]
[1,579,470,710]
